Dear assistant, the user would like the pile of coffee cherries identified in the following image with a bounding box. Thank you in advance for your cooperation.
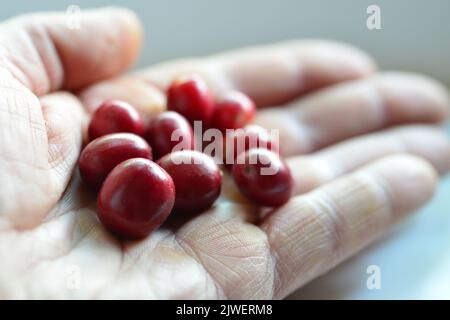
[79,74,293,239]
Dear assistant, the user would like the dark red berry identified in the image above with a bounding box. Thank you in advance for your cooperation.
[224,125,279,166]
[88,100,145,140]
[97,158,175,239]
[232,149,292,207]
[167,74,214,126]
[157,150,222,215]
[145,111,194,159]
[211,91,256,132]
[79,133,152,190]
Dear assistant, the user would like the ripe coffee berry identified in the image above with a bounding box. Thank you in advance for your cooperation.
[157,150,222,215]
[224,124,279,166]
[167,74,214,126]
[88,100,145,140]
[232,148,293,207]
[211,91,256,133]
[97,158,175,239]
[79,133,152,190]
[145,111,194,160]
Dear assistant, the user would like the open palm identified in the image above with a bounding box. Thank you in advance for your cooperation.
[1,8,449,299]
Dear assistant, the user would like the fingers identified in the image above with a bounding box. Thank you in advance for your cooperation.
[79,40,375,113]
[0,7,142,95]
[261,154,438,298]
[78,76,165,119]
[286,125,450,195]
[137,40,375,107]
[255,72,450,156]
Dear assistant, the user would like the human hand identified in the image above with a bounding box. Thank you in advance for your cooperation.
[1,7,449,299]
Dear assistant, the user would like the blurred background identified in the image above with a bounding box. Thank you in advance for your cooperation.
[1,0,449,87]
[0,0,449,299]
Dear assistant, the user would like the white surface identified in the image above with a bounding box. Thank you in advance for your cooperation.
[289,176,450,299]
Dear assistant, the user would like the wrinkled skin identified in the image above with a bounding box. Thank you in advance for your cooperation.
[0,8,449,299]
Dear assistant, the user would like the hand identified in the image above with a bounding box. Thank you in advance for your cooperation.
[0,7,449,299]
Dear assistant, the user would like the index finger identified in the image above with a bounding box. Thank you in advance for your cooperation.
[80,40,376,111]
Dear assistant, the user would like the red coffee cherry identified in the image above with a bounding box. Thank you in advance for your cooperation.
[232,148,293,207]
[88,100,145,141]
[211,91,256,133]
[224,124,279,167]
[79,133,152,190]
[97,158,175,239]
[157,150,222,215]
[167,74,214,126]
[145,111,194,160]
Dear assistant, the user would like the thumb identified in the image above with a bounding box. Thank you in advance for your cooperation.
[0,7,142,95]
[0,7,141,230]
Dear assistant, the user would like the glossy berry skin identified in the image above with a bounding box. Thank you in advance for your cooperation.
[97,158,175,239]
[88,100,145,141]
[167,74,214,126]
[232,149,293,207]
[211,91,256,133]
[224,124,279,167]
[79,133,152,190]
[157,150,222,215]
[145,111,194,160]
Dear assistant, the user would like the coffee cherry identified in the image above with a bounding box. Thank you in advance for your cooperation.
[167,74,214,126]
[157,150,222,215]
[97,158,175,239]
[211,91,255,132]
[224,124,279,167]
[232,149,293,207]
[145,111,194,160]
[88,100,145,140]
[79,133,152,190]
